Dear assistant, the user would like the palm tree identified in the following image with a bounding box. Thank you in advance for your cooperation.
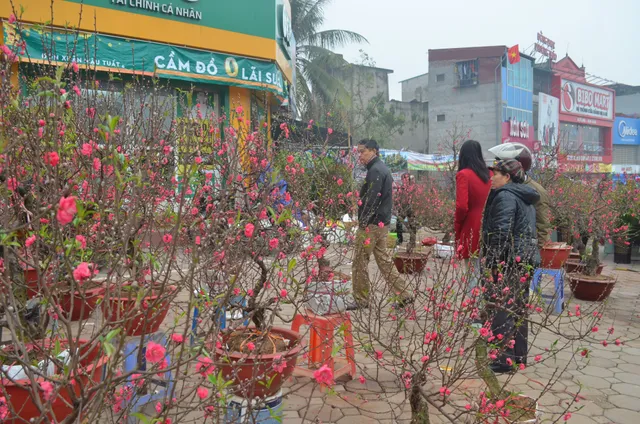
[291,0,368,117]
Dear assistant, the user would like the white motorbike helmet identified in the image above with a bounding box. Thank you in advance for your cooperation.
[488,142,533,172]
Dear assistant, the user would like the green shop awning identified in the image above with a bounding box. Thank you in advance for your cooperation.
[3,24,288,98]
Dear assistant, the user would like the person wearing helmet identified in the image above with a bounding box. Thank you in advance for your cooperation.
[487,143,550,249]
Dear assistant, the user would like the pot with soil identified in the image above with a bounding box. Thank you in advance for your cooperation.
[54,281,106,322]
[613,239,632,264]
[0,339,106,423]
[564,259,604,275]
[102,283,175,336]
[505,394,542,423]
[539,243,571,269]
[393,251,430,274]
[568,273,616,302]
[214,327,302,398]
[567,238,616,301]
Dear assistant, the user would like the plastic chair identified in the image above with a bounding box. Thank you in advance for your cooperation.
[531,268,565,314]
[291,309,356,381]
[122,332,173,423]
[191,294,249,345]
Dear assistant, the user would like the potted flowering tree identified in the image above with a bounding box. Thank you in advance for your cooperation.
[552,176,618,301]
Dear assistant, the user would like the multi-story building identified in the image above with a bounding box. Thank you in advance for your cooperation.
[426,46,536,156]
[534,56,615,173]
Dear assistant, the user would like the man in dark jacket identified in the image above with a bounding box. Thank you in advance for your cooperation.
[482,159,541,373]
[351,139,410,309]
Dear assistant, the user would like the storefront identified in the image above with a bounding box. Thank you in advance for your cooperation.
[612,117,640,178]
[0,0,295,129]
[552,76,615,173]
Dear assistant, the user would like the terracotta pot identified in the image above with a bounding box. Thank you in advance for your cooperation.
[567,273,616,302]
[569,252,582,261]
[56,285,106,321]
[214,327,302,398]
[564,260,604,275]
[102,285,174,336]
[1,339,107,424]
[540,245,571,269]
[25,268,42,298]
[393,252,430,274]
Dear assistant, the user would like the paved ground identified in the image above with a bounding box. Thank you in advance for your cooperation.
[277,253,640,424]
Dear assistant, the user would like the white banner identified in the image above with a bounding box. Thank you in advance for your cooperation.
[560,79,614,120]
[538,93,559,147]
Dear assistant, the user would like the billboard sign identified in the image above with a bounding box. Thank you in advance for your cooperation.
[538,93,559,147]
[560,79,614,120]
[613,117,640,145]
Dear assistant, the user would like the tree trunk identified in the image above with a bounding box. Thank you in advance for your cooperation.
[475,338,504,398]
[585,238,600,276]
[409,377,430,424]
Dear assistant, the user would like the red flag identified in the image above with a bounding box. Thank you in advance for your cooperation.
[508,45,520,64]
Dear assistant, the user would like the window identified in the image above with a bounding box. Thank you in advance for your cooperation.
[436,73,445,82]
[455,59,478,87]
[437,114,445,122]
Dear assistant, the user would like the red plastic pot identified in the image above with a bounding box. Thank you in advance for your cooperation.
[394,252,430,274]
[56,285,106,321]
[102,285,174,336]
[1,339,107,424]
[540,244,572,269]
[568,273,616,302]
[214,327,302,398]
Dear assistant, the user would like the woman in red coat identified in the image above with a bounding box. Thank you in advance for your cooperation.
[455,140,492,266]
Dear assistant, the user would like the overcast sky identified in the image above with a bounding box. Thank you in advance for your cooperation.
[322,0,639,101]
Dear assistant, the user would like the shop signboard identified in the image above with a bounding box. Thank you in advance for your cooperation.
[613,117,640,145]
[537,93,559,147]
[64,0,276,39]
[4,24,286,97]
[560,79,614,120]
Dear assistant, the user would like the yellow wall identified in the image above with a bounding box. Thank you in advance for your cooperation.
[229,87,252,172]
[0,0,275,61]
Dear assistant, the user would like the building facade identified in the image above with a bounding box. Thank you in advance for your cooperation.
[426,46,537,157]
[400,73,428,103]
[1,0,295,131]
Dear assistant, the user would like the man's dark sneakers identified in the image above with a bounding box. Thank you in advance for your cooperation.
[490,363,515,374]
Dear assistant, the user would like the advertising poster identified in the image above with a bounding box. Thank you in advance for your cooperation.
[538,93,559,147]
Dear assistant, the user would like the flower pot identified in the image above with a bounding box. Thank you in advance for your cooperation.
[564,260,604,275]
[56,284,106,321]
[1,339,107,424]
[508,395,542,423]
[393,252,429,274]
[569,252,581,261]
[214,327,302,398]
[25,268,42,298]
[613,241,632,264]
[539,244,571,269]
[102,284,174,336]
[567,273,616,302]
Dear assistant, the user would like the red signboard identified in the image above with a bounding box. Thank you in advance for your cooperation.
[501,120,535,150]
[559,79,614,121]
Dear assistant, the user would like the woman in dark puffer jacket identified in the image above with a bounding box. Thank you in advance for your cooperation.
[481,159,541,373]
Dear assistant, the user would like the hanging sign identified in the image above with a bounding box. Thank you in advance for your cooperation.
[3,24,286,97]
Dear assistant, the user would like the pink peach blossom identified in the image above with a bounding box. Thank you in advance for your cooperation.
[56,196,77,226]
